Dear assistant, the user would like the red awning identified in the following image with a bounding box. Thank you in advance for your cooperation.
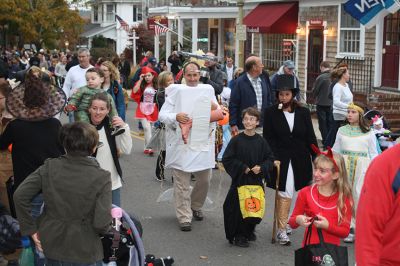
[243,2,298,34]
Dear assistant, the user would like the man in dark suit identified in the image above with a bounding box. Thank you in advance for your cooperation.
[229,56,273,135]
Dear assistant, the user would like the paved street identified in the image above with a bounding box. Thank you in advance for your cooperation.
[117,102,355,266]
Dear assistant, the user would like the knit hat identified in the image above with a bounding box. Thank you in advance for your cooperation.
[6,67,66,121]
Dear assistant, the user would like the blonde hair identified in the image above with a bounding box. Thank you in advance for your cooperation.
[101,61,120,82]
[157,71,173,89]
[314,152,354,224]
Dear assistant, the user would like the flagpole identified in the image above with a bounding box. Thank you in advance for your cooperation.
[155,22,192,43]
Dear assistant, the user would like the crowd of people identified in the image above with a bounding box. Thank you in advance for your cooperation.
[0,46,399,266]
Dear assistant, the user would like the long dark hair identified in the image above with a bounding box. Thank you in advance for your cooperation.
[140,73,157,92]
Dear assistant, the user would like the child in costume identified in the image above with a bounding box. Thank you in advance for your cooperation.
[332,102,378,243]
[371,115,396,149]
[289,146,353,247]
[131,66,159,155]
[65,68,123,136]
[222,107,274,247]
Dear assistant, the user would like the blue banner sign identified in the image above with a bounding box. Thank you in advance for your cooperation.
[344,0,400,28]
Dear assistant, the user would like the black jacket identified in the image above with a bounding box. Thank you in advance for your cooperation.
[263,105,317,191]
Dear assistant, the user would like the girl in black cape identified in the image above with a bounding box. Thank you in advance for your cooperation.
[222,107,274,247]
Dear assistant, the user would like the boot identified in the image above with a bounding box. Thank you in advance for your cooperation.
[276,195,292,245]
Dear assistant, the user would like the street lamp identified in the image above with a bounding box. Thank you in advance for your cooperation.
[65,41,69,51]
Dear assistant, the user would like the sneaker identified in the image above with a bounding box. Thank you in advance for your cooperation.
[111,127,125,137]
[180,222,192,232]
[144,149,149,154]
[286,224,293,235]
[247,232,257,241]
[343,233,355,243]
[277,229,291,245]
[192,209,204,221]
[148,149,154,156]
[234,236,250,248]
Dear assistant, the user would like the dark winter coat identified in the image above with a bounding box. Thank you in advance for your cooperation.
[263,104,317,191]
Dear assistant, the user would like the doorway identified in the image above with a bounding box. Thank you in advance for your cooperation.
[306,27,324,104]
[382,11,400,88]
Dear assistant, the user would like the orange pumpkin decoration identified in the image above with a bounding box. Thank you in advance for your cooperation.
[218,107,229,126]
[245,197,261,212]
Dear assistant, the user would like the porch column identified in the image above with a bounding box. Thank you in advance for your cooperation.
[192,18,198,52]
[218,19,224,58]
[251,33,255,54]
[374,18,384,87]
[154,35,160,61]
[235,38,239,68]
[178,18,183,51]
[166,19,172,68]
[259,34,263,58]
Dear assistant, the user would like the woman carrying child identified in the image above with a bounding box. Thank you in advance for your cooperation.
[222,107,274,248]
[88,93,132,206]
[332,102,378,243]
[263,74,318,245]
[65,68,124,136]
[288,147,353,247]
[131,66,159,155]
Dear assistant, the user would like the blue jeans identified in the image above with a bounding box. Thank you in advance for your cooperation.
[112,188,121,207]
[217,125,231,161]
[30,194,45,266]
[325,119,345,148]
[316,105,333,146]
[45,258,103,266]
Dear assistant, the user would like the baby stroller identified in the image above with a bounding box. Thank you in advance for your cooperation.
[102,206,145,266]
[364,109,400,151]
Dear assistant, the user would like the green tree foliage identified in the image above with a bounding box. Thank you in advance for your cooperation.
[0,0,84,49]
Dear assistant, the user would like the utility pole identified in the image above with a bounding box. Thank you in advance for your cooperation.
[237,0,245,68]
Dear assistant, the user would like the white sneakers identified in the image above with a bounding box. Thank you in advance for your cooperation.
[277,229,291,245]
[344,233,355,243]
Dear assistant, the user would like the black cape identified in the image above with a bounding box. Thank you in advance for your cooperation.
[222,132,274,241]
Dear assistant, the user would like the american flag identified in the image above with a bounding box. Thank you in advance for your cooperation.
[115,15,130,32]
[154,23,169,36]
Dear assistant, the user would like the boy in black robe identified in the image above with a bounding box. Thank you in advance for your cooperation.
[222,107,274,247]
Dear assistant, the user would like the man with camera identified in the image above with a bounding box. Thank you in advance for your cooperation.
[200,52,224,95]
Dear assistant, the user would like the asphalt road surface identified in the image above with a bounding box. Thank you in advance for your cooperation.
[117,102,355,266]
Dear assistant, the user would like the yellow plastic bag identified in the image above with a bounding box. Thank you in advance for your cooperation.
[237,185,265,219]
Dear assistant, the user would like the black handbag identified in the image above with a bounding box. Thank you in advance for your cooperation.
[5,176,17,218]
[295,221,348,266]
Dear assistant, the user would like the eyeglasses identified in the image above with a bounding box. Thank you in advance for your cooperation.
[242,117,258,122]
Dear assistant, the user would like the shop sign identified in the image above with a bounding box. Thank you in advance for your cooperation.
[282,41,294,57]
[309,19,323,26]
[247,27,260,33]
[236,25,247,41]
[148,17,168,30]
